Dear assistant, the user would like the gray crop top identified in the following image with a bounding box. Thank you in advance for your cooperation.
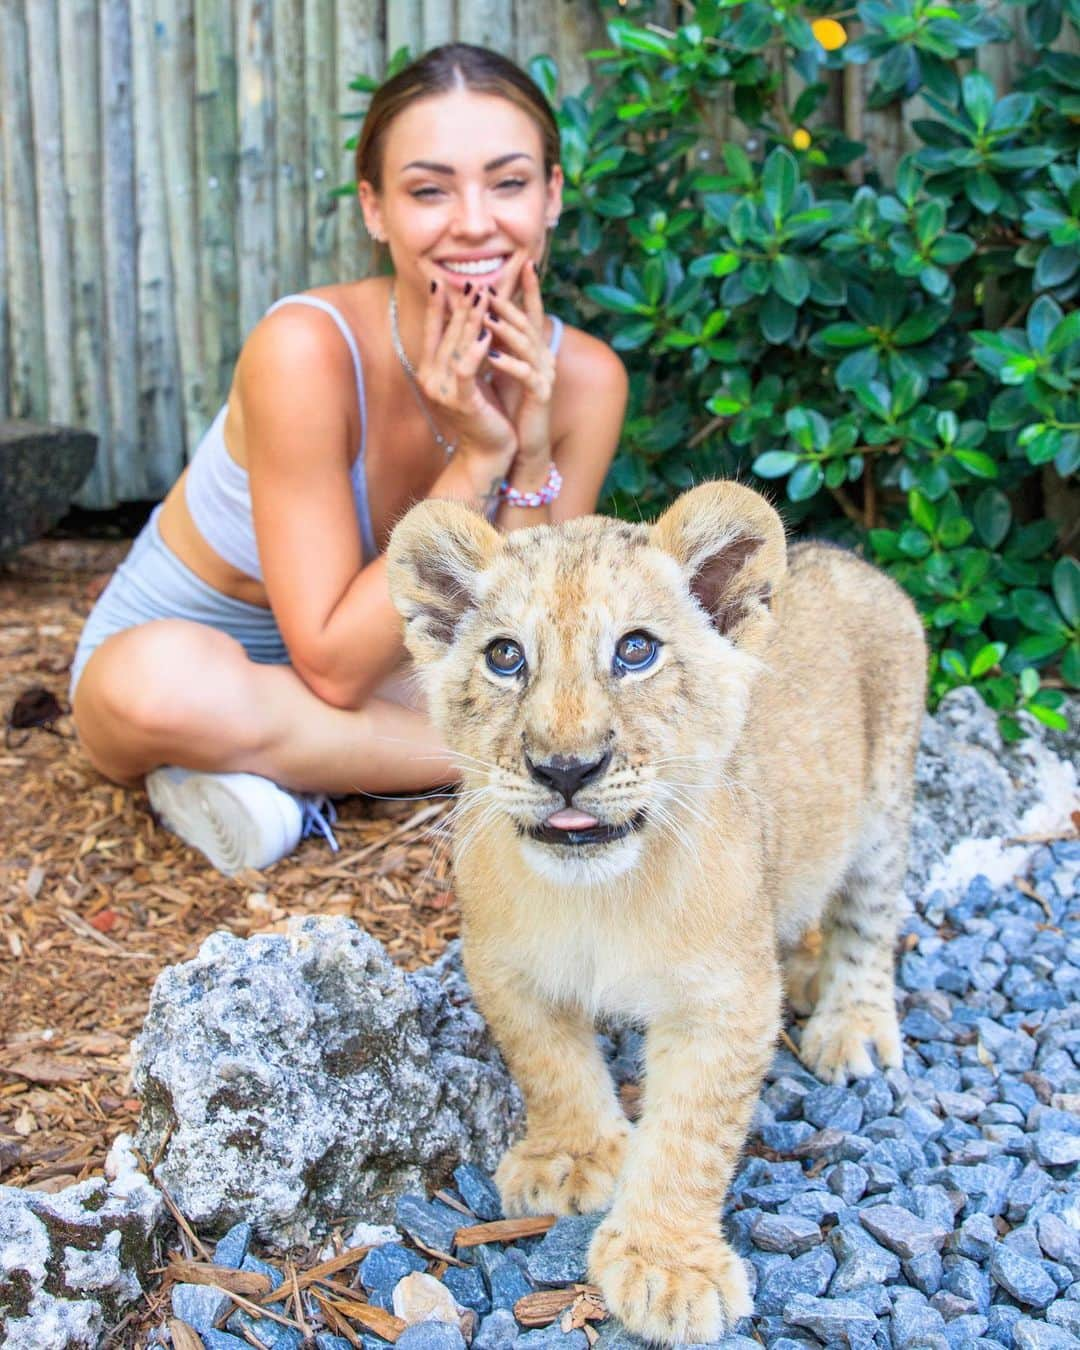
[184,293,566,582]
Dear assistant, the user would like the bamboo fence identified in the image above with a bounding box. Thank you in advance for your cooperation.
[0,0,1052,506]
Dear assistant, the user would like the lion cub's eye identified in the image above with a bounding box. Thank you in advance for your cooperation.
[614,631,660,674]
[485,638,526,677]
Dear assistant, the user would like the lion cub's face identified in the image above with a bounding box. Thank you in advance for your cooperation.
[387,483,787,886]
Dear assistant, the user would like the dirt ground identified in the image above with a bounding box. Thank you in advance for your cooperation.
[0,534,460,1201]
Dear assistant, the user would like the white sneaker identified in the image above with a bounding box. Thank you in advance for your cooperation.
[145,767,339,875]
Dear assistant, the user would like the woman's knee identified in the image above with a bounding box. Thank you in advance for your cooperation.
[76,621,262,746]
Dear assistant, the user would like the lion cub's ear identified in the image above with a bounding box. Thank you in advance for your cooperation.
[653,481,787,651]
[386,500,502,661]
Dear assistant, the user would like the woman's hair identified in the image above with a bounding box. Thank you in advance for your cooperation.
[355,43,560,190]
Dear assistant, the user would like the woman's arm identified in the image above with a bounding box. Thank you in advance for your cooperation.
[240,308,499,710]
[496,328,628,529]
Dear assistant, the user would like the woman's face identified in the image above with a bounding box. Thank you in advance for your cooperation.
[360,88,563,296]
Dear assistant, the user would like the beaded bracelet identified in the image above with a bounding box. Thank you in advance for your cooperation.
[499,461,562,509]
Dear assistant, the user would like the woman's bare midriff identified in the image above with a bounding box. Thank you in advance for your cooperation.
[156,398,275,609]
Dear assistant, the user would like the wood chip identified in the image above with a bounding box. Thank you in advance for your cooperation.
[166,1259,271,1298]
[454,1215,556,1248]
[514,1286,603,1327]
[317,1289,407,1341]
[1,1054,93,1085]
[168,1320,206,1350]
[257,1243,373,1303]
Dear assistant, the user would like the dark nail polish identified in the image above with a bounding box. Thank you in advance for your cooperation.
[532,260,540,275]
[488,285,497,294]
[429,280,437,293]
[488,311,500,322]
[477,328,486,341]
[464,281,472,295]
[488,350,501,359]
[472,291,482,307]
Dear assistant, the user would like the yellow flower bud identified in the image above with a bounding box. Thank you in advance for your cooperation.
[792,128,812,150]
[811,17,848,50]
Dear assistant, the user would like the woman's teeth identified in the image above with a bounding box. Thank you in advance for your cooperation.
[441,257,505,276]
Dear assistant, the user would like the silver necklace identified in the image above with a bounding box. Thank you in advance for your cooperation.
[389,288,456,458]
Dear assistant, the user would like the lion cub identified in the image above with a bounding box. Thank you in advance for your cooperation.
[387,481,926,1345]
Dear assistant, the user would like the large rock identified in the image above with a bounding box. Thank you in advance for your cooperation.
[906,688,1078,902]
[0,1136,165,1349]
[0,421,96,561]
[132,915,522,1246]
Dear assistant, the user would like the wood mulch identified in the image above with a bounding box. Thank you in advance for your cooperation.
[0,534,459,1201]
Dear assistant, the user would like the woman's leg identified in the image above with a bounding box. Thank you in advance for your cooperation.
[72,618,456,794]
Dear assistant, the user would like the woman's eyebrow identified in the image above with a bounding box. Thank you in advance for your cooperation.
[400,152,535,175]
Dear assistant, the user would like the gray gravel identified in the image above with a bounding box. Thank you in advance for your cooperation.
[168,836,1079,1350]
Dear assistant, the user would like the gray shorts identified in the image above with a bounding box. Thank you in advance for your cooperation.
[69,506,289,698]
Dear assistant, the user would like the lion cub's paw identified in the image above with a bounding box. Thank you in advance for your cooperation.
[495,1125,631,1218]
[800,1000,902,1083]
[588,1220,752,1346]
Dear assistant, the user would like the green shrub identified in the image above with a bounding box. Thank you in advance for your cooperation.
[348,4,1079,735]
[535,1,1078,738]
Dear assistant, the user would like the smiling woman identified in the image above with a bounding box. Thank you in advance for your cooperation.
[68,43,629,877]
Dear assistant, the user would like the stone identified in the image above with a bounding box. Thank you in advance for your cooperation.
[132,922,522,1244]
[473,1308,520,1350]
[828,1162,869,1206]
[751,1213,822,1256]
[515,1329,588,1350]
[859,1204,949,1258]
[214,1222,253,1269]
[755,1245,836,1316]
[1039,1216,1080,1278]
[0,1135,164,1350]
[990,1244,1059,1309]
[453,1165,503,1222]
[526,1216,602,1285]
[1013,1319,1080,1349]
[782,1291,879,1348]
[203,1333,253,1350]
[0,421,97,560]
[360,1243,428,1302]
[1047,1300,1080,1337]
[444,1264,491,1316]
[171,1281,232,1331]
[393,1271,464,1326]
[395,1196,463,1254]
[1033,1132,1080,1168]
[903,1250,943,1296]
[396,1323,468,1350]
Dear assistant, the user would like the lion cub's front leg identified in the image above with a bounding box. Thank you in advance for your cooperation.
[467,965,631,1217]
[589,980,781,1345]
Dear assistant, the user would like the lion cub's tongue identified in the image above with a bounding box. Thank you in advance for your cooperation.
[545,808,600,830]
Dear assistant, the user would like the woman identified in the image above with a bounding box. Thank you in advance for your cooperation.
[71,43,628,875]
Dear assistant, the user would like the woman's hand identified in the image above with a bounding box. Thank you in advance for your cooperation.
[415,274,516,479]
[484,258,556,471]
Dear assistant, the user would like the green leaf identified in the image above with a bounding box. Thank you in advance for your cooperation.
[771,255,811,306]
[753,450,799,478]
[973,488,1011,548]
[788,461,825,501]
[1028,704,1069,731]
[966,171,1003,214]
[584,284,650,316]
[1052,556,1080,627]
[908,489,938,532]
[953,449,998,479]
[762,147,798,224]
[962,72,995,130]
[607,18,674,56]
[820,322,874,348]
[1014,588,1067,634]
[893,305,949,345]
[970,642,1007,678]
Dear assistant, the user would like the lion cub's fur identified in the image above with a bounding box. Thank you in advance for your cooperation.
[387,482,926,1345]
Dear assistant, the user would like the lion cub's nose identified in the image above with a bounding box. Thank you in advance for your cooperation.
[525,750,612,805]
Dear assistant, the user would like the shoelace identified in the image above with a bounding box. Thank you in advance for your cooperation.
[300,795,340,852]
